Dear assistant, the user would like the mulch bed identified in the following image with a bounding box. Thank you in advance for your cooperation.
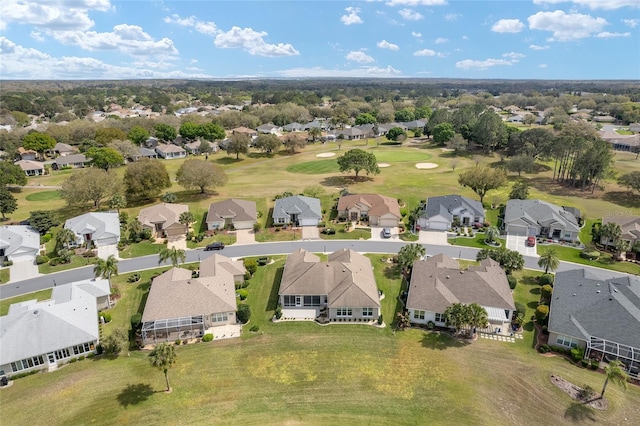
[550,375,608,410]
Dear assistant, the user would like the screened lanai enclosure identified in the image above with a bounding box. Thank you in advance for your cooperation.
[142,315,205,344]
[587,336,640,379]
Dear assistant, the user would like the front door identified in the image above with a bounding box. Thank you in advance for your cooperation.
[47,353,55,364]
[295,296,302,307]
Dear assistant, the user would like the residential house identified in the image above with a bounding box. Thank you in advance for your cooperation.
[140,254,245,345]
[138,203,188,238]
[337,194,401,227]
[53,142,77,157]
[0,225,40,263]
[129,147,158,162]
[52,153,88,170]
[303,119,328,131]
[401,120,426,130]
[231,126,258,138]
[548,269,640,379]
[17,147,37,161]
[332,127,366,140]
[0,278,110,378]
[278,248,381,322]
[504,199,580,241]
[155,143,186,159]
[14,160,44,177]
[272,195,322,227]
[417,194,484,231]
[64,212,120,249]
[144,137,160,149]
[184,140,218,155]
[256,124,282,134]
[630,123,640,133]
[283,122,304,132]
[406,254,515,331]
[206,199,257,231]
[601,216,640,247]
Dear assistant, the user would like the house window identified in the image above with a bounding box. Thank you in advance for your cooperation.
[556,335,578,348]
[564,232,571,239]
[11,355,45,372]
[303,296,321,307]
[435,313,445,323]
[283,295,297,307]
[276,217,286,224]
[413,310,425,320]
[362,308,373,317]
[211,312,228,323]
[55,348,71,360]
[336,308,352,317]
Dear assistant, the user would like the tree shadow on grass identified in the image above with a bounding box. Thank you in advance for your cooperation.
[215,157,243,165]
[527,300,540,309]
[117,383,155,408]
[319,176,352,188]
[564,402,597,423]
[602,191,640,209]
[421,331,471,350]
[529,286,541,295]
[266,267,283,312]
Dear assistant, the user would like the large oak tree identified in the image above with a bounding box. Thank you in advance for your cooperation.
[337,149,380,178]
[124,158,171,200]
[176,159,228,193]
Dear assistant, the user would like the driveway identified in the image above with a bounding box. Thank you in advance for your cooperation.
[301,226,320,240]
[8,258,41,283]
[370,226,399,241]
[234,229,256,245]
[419,230,449,245]
[97,243,120,260]
[167,235,187,250]
[506,234,538,257]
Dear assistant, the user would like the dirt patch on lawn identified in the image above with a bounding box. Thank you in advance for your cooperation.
[550,375,608,410]
[415,162,439,169]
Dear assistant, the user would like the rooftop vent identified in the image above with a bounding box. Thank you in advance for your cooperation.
[33,310,38,315]
[446,275,450,279]
[596,290,601,293]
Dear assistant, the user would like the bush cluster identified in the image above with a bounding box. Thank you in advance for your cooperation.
[35,255,49,265]
[202,333,213,342]
[100,312,112,323]
[236,289,248,300]
[507,275,517,290]
[538,274,554,285]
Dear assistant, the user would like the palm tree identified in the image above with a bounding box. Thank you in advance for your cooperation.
[467,303,489,335]
[308,127,322,143]
[397,243,426,276]
[94,255,119,280]
[159,247,186,267]
[148,343,177,392]
[601,360,628,398]
[537,247,560,274]
[55,228,76,253]
[600,222,621,252]
[614,239,631,260]
[484,226,500,245]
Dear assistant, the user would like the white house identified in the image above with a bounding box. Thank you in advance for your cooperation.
[0,278,110,378]
[155,143,186,159]
[64,212,120,250]
[0,225,40,263]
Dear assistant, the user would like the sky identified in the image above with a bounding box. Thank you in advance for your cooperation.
[0,0,639,80]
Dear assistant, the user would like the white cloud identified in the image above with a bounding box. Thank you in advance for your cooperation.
[503,52,525,59]
[163,14,218,36]
[214,26,300,57]
[52,24,178,57]
[532,0,639,10]
[30,31,45,42]
[491,19,525,33]
[411,31,422,38]
[434,37,449,44]
[386,0,447,5]
[277,65,402,78]
[377,40,400,50]
[455,58,517,70]
[462,35,469,40]
[414,49,436,56]
[622,18,639,27]
[0,0,112,31]
[346,51,375,63]
[0,36,212,80]
[341,7,363,25]
[444,13,460,21]
[529,44,550,50]
[596,31,631,38]
[399,9,423,21]
[539,63,548,68]
[528,10,608,41]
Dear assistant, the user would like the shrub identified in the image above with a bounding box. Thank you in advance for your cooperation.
[581,359,590,368]
[2,260,13,267]
[274,305,282,320]
[202,333,213,342]
[250,325,260,332]
[541,284,553,300]
[69,358,77,363]
[194,233,204,243]
[539,344,550,353]
[102,328,128,355]
[130,313,142,330]
[571,347,585,363]
[100,312,112,323]
[175,339,181,345]
[507,275,517,290]
[244,259,258,276]
[253,222,262,233]
[35,255,49,265]
[535,305,549,323]
[538,274,554,285]
[427,320,435,330]
[161,192,177,203]
[127,272,141,283]
[514,302,526,317]
[140,228,153,240]
[40,233,52,244]
[83,250,97,258]
[237,303,251,324]
[236,289,248,300]
[580,250,600,260]
[377,314,383,325]
[590,360,599,370]
[577,385,595,401]
[119,212,129,225]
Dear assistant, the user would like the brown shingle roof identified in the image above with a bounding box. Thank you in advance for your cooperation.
[337,194,401,219]
[279,248,380,308]
[138,203,188,230]
[207,199,257,223]
[406,254,514,313]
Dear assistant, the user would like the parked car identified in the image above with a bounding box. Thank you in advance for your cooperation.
[322,228,336,235]
[526,236,536,247]
[382,228,392,238]
[204,242,225,251]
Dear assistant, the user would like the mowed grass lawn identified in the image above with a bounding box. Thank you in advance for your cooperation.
[2,258,640,424]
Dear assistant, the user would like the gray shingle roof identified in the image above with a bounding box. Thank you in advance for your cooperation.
[422,194,484,222]
[54,153,88,166]
[406,254,515,314]
[504,199,579,232]
[272,196,322,222]
[548,269,640,348]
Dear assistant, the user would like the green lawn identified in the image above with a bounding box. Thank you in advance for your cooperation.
[449,233,505,249]
[2,257,639,424]
[371,149,432,163]
[0,289,52,316]
[24,190,61,202]
[0,268,9,284]
[319,228,371,240]
[538,244,640,275]
[38,255,98,274]
[286,159,339,174]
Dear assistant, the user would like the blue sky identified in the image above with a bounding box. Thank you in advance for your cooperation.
[1,0,639,80]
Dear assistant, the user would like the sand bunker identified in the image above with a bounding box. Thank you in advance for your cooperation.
[316,152,336,158]
[415,162,439,169]
[378,163,391,168]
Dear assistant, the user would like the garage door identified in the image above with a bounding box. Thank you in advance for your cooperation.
[299,219,317,227]
[507,225,527,237]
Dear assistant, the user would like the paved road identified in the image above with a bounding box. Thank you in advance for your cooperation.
[0,240,630,300]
